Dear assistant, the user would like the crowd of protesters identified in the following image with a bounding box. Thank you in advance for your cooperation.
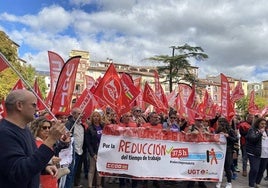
[0,89,268,188]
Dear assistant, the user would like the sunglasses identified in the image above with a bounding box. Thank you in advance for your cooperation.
[31,103,37,108]
[41,126,51,130]
[170,117,177,119]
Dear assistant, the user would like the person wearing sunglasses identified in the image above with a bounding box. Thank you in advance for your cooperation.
[162,111,180,132]
[30,117,61,188]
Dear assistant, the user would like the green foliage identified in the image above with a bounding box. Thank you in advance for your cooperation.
[146,43,208,92]
[236,94,267,116]
[0,31,47,99]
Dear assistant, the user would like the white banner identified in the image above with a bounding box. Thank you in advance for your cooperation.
[97,125,226,182]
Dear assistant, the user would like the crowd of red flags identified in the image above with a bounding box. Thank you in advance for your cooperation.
[0,51,266,122]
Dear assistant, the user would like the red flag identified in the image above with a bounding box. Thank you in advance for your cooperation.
[221,73,235,121]
[154,70,168,109]
[34,79,46,111]
[186,85,200,112]
[93,64,130,116]
[143,82,166,113]
[0,52,9,72]
[177,83,192,119]
[248,90,259,115]
[166,89,177,109]
[176,93,185,118]
[73,89,98,122]
[90,76,102,93]
[202,90,216,119]
[85,75,95,89]
[44,90,53,109]
[12,79,25,90]
[260,106,268,117]
[121,73,140,106]
[231,80,245,102]
[48,51,65,93]
[133,77,145,110]
[134,77,142,88]
[51,56,80,114]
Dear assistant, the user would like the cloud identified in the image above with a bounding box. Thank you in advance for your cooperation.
[1,0,268,83]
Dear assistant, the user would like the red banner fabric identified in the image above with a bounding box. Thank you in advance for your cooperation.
[143,82,166,113]
[230,80,245,102]
[93,63,131,116]
[85,75,95,89]
[51,56,80,114]
[12,79,25,90]
[154,70,168,110]
[34,79,46,111]
[220,73,235,121]
[248,90,259,115]
[0,52,9,72]
[48,51,65,93]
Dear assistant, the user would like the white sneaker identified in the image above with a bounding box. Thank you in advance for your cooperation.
[215,182,221,188]
[225,183,232,188]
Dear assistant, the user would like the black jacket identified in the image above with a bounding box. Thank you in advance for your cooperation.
[246,127,263,157]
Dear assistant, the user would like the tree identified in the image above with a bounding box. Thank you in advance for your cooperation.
[236,94,267,116]
[147,43,208,92]
[0,31,47,99]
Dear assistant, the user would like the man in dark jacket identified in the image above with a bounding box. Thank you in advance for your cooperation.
[238,113,253,176]
[0,89,65,188]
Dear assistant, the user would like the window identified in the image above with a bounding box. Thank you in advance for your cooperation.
[213,95,218,102]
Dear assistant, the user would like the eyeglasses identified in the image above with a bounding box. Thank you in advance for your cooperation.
[170,117,177,119]
[134,110,141,112]
[41,126,51,130]
[31,103,37,108]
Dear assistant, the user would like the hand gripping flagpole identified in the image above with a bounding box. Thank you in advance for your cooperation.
[0,52,57,120]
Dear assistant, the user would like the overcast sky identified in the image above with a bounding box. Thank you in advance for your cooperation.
[1,0,268,83]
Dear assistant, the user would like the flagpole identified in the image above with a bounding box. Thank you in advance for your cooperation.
[0,52,57,120]
[69,93,92,133]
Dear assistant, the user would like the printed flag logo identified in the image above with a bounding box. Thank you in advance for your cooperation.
[103,78,122,108]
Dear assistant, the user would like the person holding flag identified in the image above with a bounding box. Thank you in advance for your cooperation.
[0,89,66,188]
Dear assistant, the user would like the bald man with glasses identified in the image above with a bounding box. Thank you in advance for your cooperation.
[0,89,66,188]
